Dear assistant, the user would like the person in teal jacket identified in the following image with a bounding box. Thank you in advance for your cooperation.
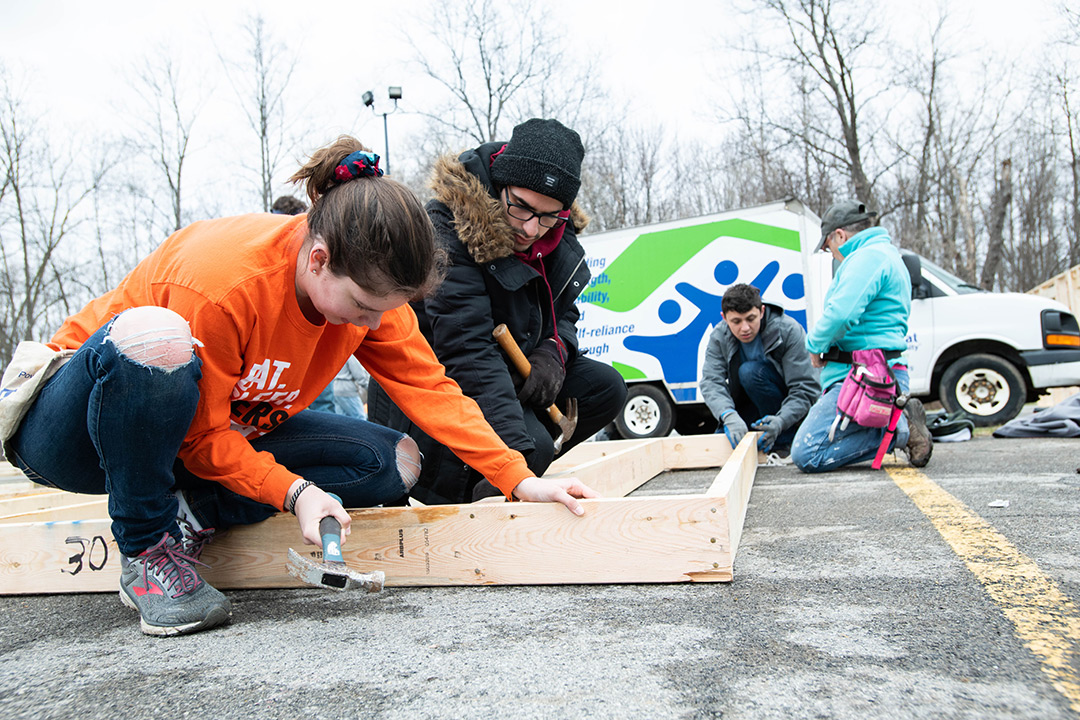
[792,200,933,471]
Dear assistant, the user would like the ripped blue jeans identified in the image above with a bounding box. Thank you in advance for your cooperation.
[791,366,910,472]
[10,313,408,555]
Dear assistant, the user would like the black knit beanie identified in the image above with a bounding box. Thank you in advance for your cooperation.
[491,118,584,209]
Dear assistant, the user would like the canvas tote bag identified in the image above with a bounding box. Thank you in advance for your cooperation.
[0,341,75,459]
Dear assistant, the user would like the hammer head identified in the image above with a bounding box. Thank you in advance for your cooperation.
[552,397,578,453]
[286,548,385,592]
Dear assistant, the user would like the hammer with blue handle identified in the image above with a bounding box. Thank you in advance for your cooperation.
[285,492,385,592]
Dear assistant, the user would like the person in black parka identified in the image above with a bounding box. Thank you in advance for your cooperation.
[369,118,627,504]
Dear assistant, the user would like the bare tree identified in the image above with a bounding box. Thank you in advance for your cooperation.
[750,0,884,208]
[578,123,751,233]
[886,15,1015,280]
[219,13,298,212]
[580,124,671,231]
[1053,68,1080,267]
[929,68,1014,282]
[0,69,107,359]
[408,0,605,148]
[980,158,1013,290]
[1060,1,1080,39]
[664,140,739,220]
[127,52,205,232]
[720,48,808,207]
[83,163,166,295]
[900,17,948,258]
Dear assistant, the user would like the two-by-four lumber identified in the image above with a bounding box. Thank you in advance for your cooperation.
[0,488,85,516]
[0,433,757,594]
[1,498,109,523]
[543,435,738,498]
[706,432,759,554]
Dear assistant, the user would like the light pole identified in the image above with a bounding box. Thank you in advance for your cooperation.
[362,86,402,175]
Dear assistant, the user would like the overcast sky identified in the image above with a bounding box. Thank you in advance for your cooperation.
[0,0,1064,212]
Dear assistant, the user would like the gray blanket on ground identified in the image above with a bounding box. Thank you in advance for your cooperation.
[992,393,1080,438]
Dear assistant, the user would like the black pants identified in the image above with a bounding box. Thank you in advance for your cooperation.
[369,355,627,505]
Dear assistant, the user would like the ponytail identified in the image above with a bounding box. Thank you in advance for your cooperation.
[291,136,443,298]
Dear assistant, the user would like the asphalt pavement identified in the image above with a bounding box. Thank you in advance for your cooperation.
[1,431,1078,719]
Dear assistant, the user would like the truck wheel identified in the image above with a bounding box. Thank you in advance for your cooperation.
[938,354,1026,427]
[614,385,674,439]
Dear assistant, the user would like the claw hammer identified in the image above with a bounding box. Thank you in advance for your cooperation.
[492,323,578,452]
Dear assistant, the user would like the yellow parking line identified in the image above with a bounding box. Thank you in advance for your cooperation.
[886,466,1080,713]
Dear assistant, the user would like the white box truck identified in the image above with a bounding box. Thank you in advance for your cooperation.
[576,198,1080,437]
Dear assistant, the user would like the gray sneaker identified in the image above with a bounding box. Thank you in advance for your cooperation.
[119,532,232,636]
[903,398,933,468]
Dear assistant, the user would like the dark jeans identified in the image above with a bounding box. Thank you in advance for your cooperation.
[173,411,407,531]
[10,317,407,555]
[717,358,798,448]
[792,367,910,472]
[370,353,628,505]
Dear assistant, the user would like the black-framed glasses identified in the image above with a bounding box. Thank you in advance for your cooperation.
[503,188,567,229]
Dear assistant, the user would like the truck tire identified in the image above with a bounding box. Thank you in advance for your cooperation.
[938,353,1026,427]
[614,385,674,439]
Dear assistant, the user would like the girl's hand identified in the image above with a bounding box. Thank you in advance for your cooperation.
[511,476,600,516]
[291,482,351,548]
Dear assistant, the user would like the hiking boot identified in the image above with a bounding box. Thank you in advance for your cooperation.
[119,533,231,637]
[903,398,933,468]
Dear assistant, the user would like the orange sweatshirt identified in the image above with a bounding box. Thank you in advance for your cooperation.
[50,213,531,509]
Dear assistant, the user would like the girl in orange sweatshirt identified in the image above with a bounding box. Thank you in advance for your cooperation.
[7,137,597,637]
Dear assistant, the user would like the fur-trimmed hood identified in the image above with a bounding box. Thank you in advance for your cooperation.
[428,147,590,264]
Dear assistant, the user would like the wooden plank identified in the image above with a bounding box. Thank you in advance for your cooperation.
[0,489,88,515]
[661,435,733,469]
[0,460,29,480]
[0,481,41,497]
[0,519,121,593]
[258,495,737,586]
[545,438,667,498]
[706,433,759,556]
[1029,263,1080,313]
[546,438,652,474]
[0,434,756,594]
[0,498,109,522]
[0,493,738,593]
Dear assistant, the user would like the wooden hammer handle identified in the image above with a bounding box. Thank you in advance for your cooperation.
[492,324,566,424]
[492,324,532,379]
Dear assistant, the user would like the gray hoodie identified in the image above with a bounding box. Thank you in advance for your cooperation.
[699,304,821,432]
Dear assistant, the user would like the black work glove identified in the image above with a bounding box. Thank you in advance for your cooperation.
[517,340,566,408]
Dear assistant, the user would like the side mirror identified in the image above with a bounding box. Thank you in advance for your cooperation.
[902,254,929,300]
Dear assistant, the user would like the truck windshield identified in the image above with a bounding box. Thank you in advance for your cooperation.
[919,256,984,295]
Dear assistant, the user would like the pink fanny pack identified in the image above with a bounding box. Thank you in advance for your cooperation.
[829,349,908,468]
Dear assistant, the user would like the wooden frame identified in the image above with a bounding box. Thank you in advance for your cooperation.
[0,434,758,595]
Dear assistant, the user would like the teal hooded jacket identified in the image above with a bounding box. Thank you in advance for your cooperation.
[806,226,911,390]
